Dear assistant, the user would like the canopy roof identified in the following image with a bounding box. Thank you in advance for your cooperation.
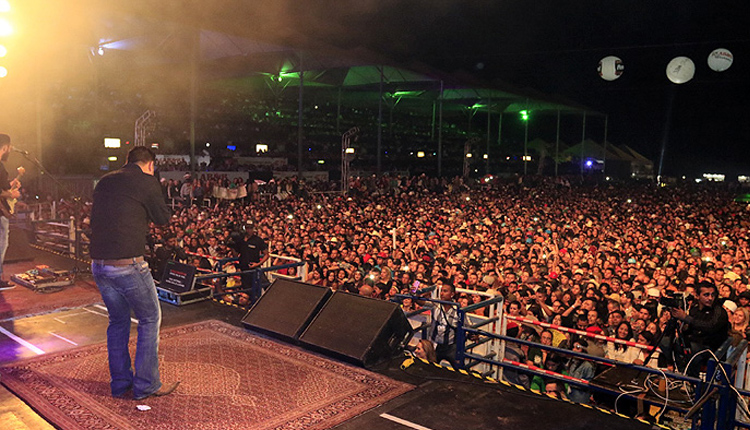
[96,16,600,117]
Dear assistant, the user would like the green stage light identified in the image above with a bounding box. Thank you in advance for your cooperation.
[520,110,529,121]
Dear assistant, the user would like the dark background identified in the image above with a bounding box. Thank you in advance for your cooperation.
[2,0,749,177]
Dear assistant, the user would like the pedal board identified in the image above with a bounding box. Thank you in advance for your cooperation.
[11,265,75,291]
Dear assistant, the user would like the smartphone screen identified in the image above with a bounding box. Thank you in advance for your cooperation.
[411,280,420,293]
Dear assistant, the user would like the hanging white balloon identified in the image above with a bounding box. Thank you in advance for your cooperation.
[707,48,733,72]
[666,56,695,84]
[598,56,624,81]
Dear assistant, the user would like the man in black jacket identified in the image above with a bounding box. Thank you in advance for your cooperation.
[670,281,729,376]
[90,147,178,400]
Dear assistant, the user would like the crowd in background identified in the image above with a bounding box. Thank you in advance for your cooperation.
[73,172,750,405]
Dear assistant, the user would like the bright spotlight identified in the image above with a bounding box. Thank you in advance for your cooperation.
[97,46,105,56]
[0,44,6,58]
[108,156,118,162]
[585,159,593,168]
[417,151,425,158]
[104,137,121,148]
[0,0,9,12]
[0,18,12,37]
[0,66,6,78]
[345,147,355,154]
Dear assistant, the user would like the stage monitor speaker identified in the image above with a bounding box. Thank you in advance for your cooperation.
[5,226,34,263]
[241,279,332,342]
[299,292,411,368]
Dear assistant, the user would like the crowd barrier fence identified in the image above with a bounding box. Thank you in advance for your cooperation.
[396,286,750,430]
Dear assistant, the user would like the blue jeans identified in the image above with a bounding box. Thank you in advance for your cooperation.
[92,260,162,398]
[0,215,9,279]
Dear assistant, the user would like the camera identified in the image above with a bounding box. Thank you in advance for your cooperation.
[659,291,692,309]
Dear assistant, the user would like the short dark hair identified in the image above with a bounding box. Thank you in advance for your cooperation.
[0,134,10,148]
[697,281,718,297]
[127,146,156,164]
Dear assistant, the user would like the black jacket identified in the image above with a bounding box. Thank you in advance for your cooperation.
[684,302,730,351]
[90,163,170,259]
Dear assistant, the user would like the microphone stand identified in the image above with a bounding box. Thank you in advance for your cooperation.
[16,150,91,277]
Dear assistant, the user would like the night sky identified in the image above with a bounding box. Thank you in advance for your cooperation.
[284,0,750,177]
[4,1,750,177]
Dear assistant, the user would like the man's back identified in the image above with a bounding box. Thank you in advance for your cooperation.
[90,164,169,259]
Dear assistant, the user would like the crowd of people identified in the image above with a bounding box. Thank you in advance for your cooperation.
[137,173,750,406]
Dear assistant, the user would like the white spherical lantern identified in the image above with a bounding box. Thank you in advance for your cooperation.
[666,56,695,84]
[707,48,733,72]
[598,56,624,81]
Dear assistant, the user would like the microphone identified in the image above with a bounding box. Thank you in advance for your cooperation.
[12,147,29,155]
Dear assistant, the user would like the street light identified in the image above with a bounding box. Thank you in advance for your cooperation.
[520,109,530,175]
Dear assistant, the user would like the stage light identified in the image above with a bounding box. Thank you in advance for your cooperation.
[520,110,529,121]
[0,44,6,57]
[483,154,488,159]
[417,151,425,158]
[108,156,118,162]
[104,138,121,148]
[345,147,355,154]
[585,160,593,168]
[0,66,6,78]
[317,159,325,164]
[0,18,11,37]
[466,153,472,158]
[256,143,268,153]
[0,0,9,13]
[97,46,105,56]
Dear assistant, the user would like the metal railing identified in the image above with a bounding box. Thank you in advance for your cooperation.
[394,284,750,429]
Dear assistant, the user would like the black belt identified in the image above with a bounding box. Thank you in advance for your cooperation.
[92,256,145,266]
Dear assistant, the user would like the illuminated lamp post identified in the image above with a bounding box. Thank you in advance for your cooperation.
[520,109,529,175]
[341,127,359,194]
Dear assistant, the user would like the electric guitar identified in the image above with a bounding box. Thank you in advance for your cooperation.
[1,166,25,218]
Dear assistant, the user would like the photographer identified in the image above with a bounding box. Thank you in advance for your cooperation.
[666,281,729,376]
[153,233,188,279]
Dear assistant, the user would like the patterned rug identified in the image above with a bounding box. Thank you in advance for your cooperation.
[0,320,413,430]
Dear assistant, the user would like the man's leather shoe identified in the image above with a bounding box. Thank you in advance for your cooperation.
[134,381,180,400]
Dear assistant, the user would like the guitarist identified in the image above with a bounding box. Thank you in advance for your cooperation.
[0,134,21,289]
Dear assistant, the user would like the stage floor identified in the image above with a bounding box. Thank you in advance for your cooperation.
[0,250,656,430]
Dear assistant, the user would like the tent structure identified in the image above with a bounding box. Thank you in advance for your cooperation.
[561,139,653,178]
[87,13,609,176]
